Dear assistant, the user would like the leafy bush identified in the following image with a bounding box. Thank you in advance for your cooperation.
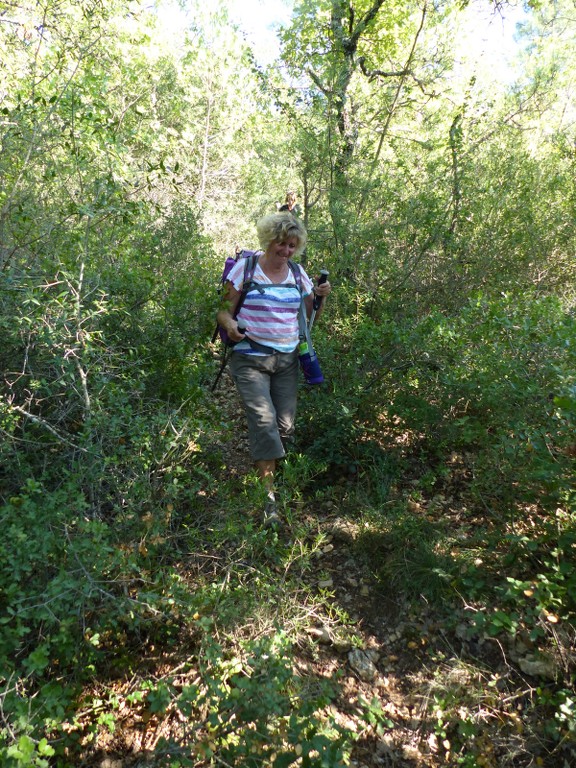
[0,265,222,763]
[145,632,349,767]
[297,312,401,493]
[386,293,575,508]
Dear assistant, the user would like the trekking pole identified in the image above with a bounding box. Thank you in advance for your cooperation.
[211,320,246,392]
[308,270,329,333]
[211,348,230,392]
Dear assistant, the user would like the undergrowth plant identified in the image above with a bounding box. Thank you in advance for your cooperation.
[142,631,349,768]
[300,289,576,763]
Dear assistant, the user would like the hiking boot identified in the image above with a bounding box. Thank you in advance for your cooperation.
[263,500,281,528]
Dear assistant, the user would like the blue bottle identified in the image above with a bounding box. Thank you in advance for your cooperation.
[298,340,324,385]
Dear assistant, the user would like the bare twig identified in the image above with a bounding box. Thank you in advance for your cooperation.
[11,404,89,452]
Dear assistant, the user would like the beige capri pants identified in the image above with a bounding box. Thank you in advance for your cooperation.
[229,349,299,461]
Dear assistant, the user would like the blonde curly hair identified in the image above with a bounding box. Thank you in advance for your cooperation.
[256,213,307,256]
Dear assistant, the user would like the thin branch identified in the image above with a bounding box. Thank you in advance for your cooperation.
[357,2,428,218]
[357,57,409,80]
[349,0,387,49]
[11,404,89,453]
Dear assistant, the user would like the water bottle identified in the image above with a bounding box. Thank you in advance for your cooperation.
[298,339,324,385]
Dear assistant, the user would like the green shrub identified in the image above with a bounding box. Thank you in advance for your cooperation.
[139,632,349,768]
[386,293,575,508]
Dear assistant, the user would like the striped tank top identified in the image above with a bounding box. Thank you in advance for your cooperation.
[227,259,312,355]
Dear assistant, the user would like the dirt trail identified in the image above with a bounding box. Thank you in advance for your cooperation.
[207,366,573,768]
[210,369,446,767]
[92,369,554,767]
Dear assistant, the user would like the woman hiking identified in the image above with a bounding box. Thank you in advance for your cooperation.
[216,213,331,526]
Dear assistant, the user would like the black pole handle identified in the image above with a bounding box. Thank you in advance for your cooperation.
[233,318,247,345]
[313,270,329,311]
[225,318,246,348]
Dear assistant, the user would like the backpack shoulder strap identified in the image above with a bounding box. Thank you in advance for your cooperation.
[288,260,303,294]
[233,251,260,319]
[243,251,260,287]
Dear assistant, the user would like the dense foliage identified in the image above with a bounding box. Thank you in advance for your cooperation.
[1,0,574,766]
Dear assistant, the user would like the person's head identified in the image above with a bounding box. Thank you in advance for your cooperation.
[256,212,307,257]
[285,191,297,209]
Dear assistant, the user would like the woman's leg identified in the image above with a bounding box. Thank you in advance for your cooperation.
[229,354,285,461]
[229,353,284,524]
[263,352,298,525]
[270,351,299,449]
[255,458,276,493]
[255,458,280,525]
